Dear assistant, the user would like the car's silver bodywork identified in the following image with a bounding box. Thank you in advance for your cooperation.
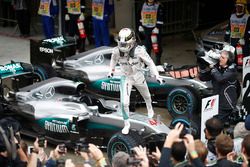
[14,77,170,135]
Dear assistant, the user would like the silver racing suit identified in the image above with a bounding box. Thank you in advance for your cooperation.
[109,45,160,120]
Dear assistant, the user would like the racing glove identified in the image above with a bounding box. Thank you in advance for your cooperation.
[152,27,159,34]
[65,14,70,21]
[138,25,144,32]
[156,76,164,85]
[79,13,85,21]
[107,72,114,78]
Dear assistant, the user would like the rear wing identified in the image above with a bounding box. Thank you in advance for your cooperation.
[30,36,76,65]
[0,62,34,79]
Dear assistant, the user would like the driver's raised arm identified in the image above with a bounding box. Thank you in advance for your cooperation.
[137,46,159,78]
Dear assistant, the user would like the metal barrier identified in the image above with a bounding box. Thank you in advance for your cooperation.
[135,0,199,35]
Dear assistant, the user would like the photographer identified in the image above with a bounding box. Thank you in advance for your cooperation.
[112,146,149,167]
[45,143,67,167]
[27,137,48,167]
[112,151,130,167]
[0,117,28,167]
[149,146,161,166]
[200,50,238,124]
[210,134,241,167]
[78,143,107,167]
[159,123,205,167]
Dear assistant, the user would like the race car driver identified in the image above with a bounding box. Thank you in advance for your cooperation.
[108,28,163,134]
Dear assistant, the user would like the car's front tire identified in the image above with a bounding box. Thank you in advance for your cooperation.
[167,87,197,118]
[107,131,144,163]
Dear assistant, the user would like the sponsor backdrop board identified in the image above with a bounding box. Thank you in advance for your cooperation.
[201,95,219,142]
[242,56,250,115]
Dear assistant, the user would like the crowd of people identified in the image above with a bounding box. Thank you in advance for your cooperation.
[1,116,250,167]
[1,0,250,166]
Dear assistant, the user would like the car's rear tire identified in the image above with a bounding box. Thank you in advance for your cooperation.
[33,64,57,80]
[167,87,197,118]
[170,116,200,139]
[107,131,144,163]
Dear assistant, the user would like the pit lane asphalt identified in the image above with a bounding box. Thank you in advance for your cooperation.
[0,28,197,164]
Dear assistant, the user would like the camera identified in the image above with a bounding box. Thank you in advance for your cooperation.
[58,144,66,154]
[74,142,89,154]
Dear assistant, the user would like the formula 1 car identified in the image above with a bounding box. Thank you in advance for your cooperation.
[30,42,214,119]
[200,21,227,50]
[0,61,173,161]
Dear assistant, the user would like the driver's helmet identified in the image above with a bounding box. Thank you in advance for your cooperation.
[235,0,248,16]
[116,28,136,53]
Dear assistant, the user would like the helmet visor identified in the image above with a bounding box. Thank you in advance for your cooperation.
[118,41,128,48]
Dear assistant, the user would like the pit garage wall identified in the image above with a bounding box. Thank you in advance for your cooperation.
[114,0,135,31]
[113,0,240,35]
[0,0,236,36]
[114,0,199,35]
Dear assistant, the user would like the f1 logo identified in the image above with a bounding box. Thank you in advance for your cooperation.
[205,99,215,110]
[245,59,250,67]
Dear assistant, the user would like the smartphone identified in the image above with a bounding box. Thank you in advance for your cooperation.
[58,144,66,154]
[74,143,89,154]
[38,136,45,147]
[28,146,34,154]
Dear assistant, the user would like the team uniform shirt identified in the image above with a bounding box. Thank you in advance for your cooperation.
[67,0,81,14]
[230,13,250,39]
[92,0,105,20]
[140,2,163,28]
[110,45,159,79]
[38,0,51,16]
[38,0,57,16]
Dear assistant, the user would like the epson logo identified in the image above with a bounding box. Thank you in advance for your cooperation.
[39,47,53,54]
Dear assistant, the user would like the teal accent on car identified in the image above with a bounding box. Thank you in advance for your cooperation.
[91,77,121,92]
[0,62,25,78]
[147,81,167,88]
[86,122,120,131]
[37,118,71,133]
[86,122,121,131]
[41,36,74,49]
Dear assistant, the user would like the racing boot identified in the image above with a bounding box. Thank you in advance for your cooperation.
[122,119,130,134]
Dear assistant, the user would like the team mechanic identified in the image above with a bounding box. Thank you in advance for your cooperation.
[108,28,164,134]
[225,0,250,58]
[139,0,164,65]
